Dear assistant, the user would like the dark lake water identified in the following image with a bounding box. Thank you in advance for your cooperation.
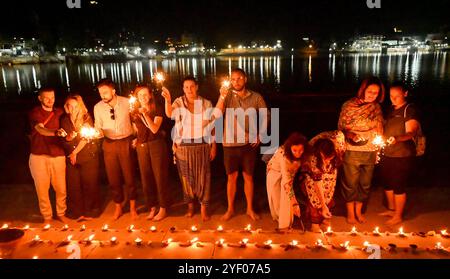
[1,53,449,186]
[1,52,450,98]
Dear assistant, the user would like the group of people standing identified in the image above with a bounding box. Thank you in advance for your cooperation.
[28,69,421,231]
[266,76,421,231]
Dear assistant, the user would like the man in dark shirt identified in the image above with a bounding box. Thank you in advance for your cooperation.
[29,88,69,225]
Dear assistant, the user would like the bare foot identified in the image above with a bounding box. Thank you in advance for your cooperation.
[153,208,167,221]
[386,216,403,226]
[201,213,210,222]
[56,215,71,224]
[311,224,322,233]
[221,210,234,221]
[146,207,157,220]
[347,217,357,224]
[246,210,260,221]
[113,206,123,220]
[130,209,138,220]
[379,210,395,217]
[356,214,366,224]
[44,218,53,226]
[200,206,210,222]
[185,203,194,218]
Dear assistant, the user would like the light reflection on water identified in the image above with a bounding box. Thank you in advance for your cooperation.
[0,52,449,98]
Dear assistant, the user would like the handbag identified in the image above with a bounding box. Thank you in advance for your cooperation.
[404,104,425,156]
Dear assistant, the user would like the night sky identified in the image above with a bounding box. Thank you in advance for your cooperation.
[1,0,449,47]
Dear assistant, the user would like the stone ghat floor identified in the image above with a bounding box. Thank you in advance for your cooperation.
[1,186,450,259]
[1,220,449,259]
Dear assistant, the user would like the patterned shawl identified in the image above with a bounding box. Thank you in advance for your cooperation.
[338,97,383,132]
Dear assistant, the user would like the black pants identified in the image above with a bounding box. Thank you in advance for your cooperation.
[103,137,137,203]
[136,139,170,208]
[380,156,414,195]
[66,155,100,218]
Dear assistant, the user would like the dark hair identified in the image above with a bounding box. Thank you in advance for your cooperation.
[356,76,385,103]
[182,75,198,86]
[96,78,116,89]
[38,87,55,96]
[231,68,247,77]
[313,138,339,171]
[390,81,408,93]
[130,85,156,119]
[283,132,308,162]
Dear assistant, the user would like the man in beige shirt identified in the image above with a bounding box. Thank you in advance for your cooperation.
[215,68,268,221]
[94,78,137,220]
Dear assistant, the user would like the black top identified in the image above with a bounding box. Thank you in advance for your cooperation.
[60,113,99,163]
[131,105,164,144]
[383,103,419,158]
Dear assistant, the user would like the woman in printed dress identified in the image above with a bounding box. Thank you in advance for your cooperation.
[300,131,345,232]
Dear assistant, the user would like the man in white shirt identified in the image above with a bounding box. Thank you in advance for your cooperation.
[94,78,137,220]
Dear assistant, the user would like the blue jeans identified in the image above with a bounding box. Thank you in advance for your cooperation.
[341,151,376,202]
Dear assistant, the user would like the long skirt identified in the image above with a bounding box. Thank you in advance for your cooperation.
[175,143,211,206]
[266,169,293,229]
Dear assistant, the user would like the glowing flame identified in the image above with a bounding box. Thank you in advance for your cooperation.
[245,224,252,231]
[80,225,86,231]
[23,224,30,230]
[129,95,137,110]
[398,227,405,235]
[150,226,157,232]
[80,126,99,140]
[128,225,135,232]
[441,229,448,236]
[340,241,350,249]
[217,225,224,232]
[110,236,117,243]
[43,224,51,230]
[67,235,73,241]
[326,226,333,234]
[88,234,95,242]
[155,72,165,83]
[166,238,173,244]
[129,95,137,104]
[290,240,298,246]
[33,256,39,259]
[363,241,370,247]
[350,226,358,234]
[102,224,109,231]
[316,239,324,247]
[241,238,249,245]
[62,224,69,230]
[435,242,443,250]
[221,80,230,88]
[33,235,41,242]
[218,239,225,245]
[1,224,9,229]
[264,240,273,246]
[372,135,386,148]
[191,225,198,232]
[190,237,199,244]
[134,237,142,244]
[373,227,380,235]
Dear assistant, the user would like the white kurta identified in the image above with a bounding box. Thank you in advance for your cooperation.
[266,147,301,229]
